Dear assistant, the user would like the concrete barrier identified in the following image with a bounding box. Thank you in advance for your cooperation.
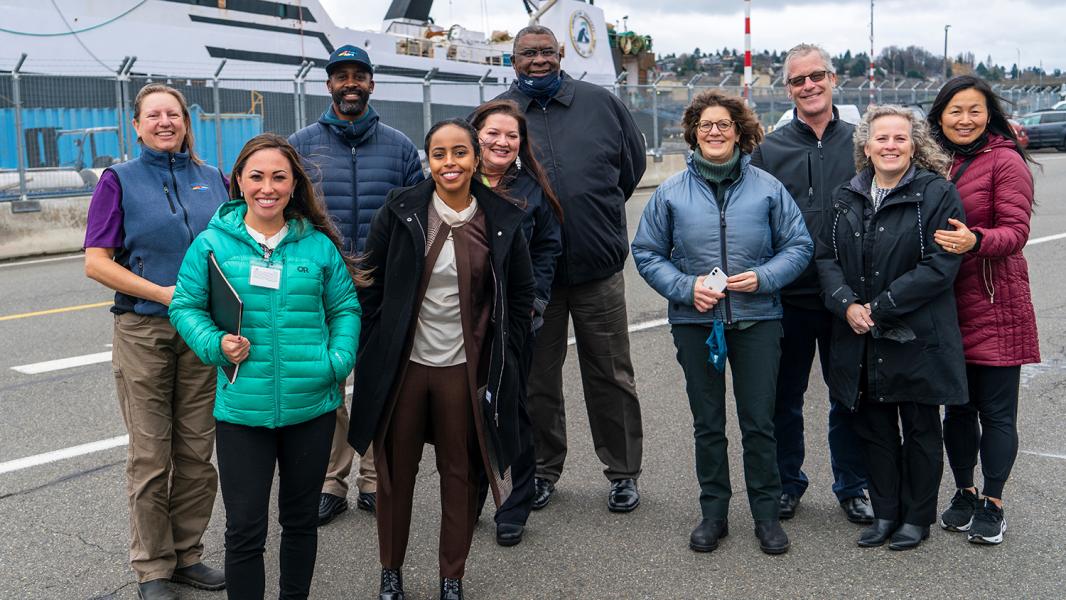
[0,152,691,262]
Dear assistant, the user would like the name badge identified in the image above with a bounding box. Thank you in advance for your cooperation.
[249,265,281,289]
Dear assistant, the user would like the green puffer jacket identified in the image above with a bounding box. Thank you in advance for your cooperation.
[170,199,361,428]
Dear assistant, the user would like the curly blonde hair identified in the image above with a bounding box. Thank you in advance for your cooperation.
[853,105,952,177]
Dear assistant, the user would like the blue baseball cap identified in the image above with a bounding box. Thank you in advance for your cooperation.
[326,45,373,75]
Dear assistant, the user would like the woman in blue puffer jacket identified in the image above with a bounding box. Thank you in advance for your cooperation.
[632,90,811,556]
[169,133,363,599]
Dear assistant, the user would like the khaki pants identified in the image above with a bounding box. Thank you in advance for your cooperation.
[322,379,377,497]
[112,313,218,583]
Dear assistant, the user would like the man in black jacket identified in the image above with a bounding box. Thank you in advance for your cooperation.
[493,25,646,513]
[750,43,873,525]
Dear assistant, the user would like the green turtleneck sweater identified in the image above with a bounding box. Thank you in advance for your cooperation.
[692,147,741,199]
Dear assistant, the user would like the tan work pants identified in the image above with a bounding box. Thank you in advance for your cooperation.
[322,379,377,497]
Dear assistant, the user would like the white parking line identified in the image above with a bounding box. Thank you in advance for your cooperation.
[1027,232,1066,246]
[0,435,128,475]
[1020,450,1066,461]
[11,351,112,374]
[0,254,83,269]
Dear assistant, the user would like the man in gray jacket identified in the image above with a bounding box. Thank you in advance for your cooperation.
[494,25,647,513]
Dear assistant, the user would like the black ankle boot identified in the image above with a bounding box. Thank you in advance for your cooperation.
[440,577,463,600]
[857,519,899,548]
[379,568,404,600]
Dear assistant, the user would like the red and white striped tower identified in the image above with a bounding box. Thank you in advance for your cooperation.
[744,0,753,101]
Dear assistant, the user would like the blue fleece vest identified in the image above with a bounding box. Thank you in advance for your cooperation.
[109,146,228,316]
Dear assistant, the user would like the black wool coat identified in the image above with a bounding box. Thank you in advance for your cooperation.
[347,178,535,475]
[815,166,968,410]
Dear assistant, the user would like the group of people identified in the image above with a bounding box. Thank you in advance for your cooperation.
[80,28,1038,600]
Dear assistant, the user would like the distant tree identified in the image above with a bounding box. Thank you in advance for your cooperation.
[906,69,924,79]
[1055,68,1063,77]
[976,62,989,77]
[1010,63,1019,79]
[693,47,702,59]
[850,54,869,78]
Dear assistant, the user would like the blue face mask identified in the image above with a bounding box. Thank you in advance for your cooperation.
[517,71,562,102]
[705,320,728,373]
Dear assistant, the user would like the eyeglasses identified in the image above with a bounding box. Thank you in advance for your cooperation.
[516,47,559,59]
[787,70,830,87]
[698,119,735,133]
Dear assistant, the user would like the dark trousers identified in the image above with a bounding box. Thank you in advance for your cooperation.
[215,412,335,600]
[671,321,784,521]
[853,401,943,526]
[477,332,536,526]
[376,362,479,579]
[943,364,1021,499]
[527,272,643,483]
[773,303,868,501]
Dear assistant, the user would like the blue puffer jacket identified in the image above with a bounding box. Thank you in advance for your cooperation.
[632,153,812,324]
[288,106,424,252]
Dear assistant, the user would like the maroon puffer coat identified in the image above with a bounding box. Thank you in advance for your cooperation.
[950,135,1040,366]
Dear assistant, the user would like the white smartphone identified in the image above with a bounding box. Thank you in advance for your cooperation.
[702,267,728,293]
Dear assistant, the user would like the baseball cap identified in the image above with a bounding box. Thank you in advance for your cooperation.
[325,45,374,75]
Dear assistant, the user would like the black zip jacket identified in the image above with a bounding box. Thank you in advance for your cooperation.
[494,72,646,286]
[751,106,855,309]
[348,178,535,474]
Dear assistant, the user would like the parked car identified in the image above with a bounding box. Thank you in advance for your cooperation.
[1019,111,1066,151]
[1052,100,1066,110]
[1009,119,1030,149]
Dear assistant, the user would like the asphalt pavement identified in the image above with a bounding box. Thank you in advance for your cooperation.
[2,153,1066,599]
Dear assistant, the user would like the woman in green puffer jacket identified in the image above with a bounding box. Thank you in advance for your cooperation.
[169,133,364,599]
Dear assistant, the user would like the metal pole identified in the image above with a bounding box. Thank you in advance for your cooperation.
[122,57,137,159]
[743,0,752,100]
[293,60,308,134]
[613,71,627,99]
[114,56,130,163]
[651,74,664,154]
[423,68,438,139]
[944,25,951,80]
[212,59,227,169]
[11,54,28,202]
[686,74,702,104]
[478,69,491,105]
[299,61,313,127]
[869,0,875,107]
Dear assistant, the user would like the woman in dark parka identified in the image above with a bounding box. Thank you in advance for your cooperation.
[347,118,535,600]
[816,105,967,551]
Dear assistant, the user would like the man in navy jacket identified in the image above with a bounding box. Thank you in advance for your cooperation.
[289,45,424,526]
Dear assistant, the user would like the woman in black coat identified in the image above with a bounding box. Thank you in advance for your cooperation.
[347,118,534,600]
[816,105,967,551]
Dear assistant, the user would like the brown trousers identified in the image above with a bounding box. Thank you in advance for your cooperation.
[322,377,377,497]
[112,312,218,583]
[375,362,479,579]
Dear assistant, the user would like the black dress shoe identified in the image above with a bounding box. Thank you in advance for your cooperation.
[137,579,177,600]
[379,568,405,600]
[318,492,347,526]
[440,577,463,600]
[778,493,800,520]
[689,518,728,553]
[172,562,225,591]
[888,523,930,551]
[496,522,525,547]
[532,477,555,511]
[857,519,899,547]
[840,496,875,525]
[357,491,377,513]
[754,519,790,555]
[607,478,640,513]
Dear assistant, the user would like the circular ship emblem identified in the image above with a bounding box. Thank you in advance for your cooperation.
[569,10,596,58]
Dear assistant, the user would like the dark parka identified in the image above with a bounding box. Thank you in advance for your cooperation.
[816,166,968,409]
[288,108,424,253]
[751,106,856,310]
[347,178,535,475]
[494,72,646,286]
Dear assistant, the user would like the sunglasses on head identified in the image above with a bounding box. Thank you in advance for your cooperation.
[788,70,830,87]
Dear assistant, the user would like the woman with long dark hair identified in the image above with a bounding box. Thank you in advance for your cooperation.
[84,83,228,599]
[468,99,562,546]
[348,119,534,600]
[169,133,363,598]
[927,75,1040,545]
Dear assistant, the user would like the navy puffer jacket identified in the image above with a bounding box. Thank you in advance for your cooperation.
[289,107,424,253]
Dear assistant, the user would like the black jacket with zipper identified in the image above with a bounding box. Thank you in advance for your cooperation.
[751,106,855,310]
[494,72,646,286]
[815,166,967,410]
[347,178,535,474]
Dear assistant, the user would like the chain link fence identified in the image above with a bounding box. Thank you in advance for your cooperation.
[2,67,1062,202]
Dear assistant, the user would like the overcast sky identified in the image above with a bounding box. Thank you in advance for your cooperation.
[323,0,1066,72]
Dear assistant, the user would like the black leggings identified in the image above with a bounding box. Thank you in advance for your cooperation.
[943,364,1021,499]
[215,412,335,600]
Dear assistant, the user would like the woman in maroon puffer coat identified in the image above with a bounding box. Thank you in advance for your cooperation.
[927,75,1040,546]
